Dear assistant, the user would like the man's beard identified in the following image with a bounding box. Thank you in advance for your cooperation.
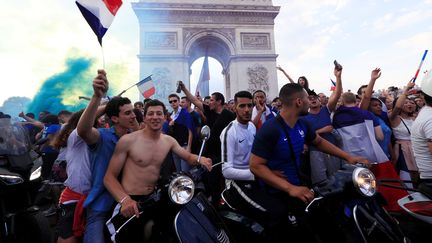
[299,107,309,116]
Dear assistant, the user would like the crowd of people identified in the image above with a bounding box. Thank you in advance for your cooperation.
[1,62,431,243]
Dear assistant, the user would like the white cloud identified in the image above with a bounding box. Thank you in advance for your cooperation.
[396,31,432,50]
[372,9,432,33]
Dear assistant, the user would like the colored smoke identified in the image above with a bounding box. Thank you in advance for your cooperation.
[27,57,95,115]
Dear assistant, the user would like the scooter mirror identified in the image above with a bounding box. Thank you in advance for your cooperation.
[200,125,211,141]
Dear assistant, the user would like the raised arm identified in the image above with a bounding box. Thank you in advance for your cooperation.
[77,70,108,145]
[327,64,344,112]
[359,68,381,111]
[178,81,204,111]
[276,66,295,83]
[389,81,415,122]
[19,112,44,129]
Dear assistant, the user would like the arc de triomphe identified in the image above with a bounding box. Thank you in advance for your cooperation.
[132,0,280,101]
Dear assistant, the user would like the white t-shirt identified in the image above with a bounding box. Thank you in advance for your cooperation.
[251,105,276,126]
[411,106,432,179]
[220,120,256,181]
[64,129,92,194]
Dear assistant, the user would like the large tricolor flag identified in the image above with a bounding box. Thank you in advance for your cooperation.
[195,55,210,97]
[76,0,123,45]
[137,75,155,98]
[333,107,408,212]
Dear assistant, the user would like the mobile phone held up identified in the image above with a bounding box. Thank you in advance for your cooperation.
[334,60,342,71]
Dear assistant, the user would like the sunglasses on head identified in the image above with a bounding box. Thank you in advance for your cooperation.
[169,100,178,104]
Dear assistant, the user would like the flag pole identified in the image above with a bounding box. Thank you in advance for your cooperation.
[101,45,106,70]
[413,50,428,83]
[116,75,153,97]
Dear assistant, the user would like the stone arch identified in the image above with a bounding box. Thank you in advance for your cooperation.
[133,0,280,101]
[184,29,235,69]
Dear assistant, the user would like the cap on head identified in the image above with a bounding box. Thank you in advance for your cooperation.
[421,69,432,97]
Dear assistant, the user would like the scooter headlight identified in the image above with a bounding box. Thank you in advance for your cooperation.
[30,166,42,181]
[168,175,195,204]
[0,174,24,185]
[352,167,376,197]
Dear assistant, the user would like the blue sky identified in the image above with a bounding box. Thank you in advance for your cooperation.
[1,0,432,107]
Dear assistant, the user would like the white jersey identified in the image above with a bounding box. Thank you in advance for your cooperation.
[411,106,432,179]
[251,105,276,125]
[220,119,256,181]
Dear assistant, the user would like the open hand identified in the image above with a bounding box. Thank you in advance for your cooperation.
[371,68,381,81]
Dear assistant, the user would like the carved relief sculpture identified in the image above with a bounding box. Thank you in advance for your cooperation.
[151,67,173,101]
[145,32,178,49]
[247,64,269,93]
[241,33,271,50]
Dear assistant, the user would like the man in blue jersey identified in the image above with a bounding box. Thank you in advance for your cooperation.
[77,70,138,243]
[221,91,288,241]
[250,83,368,242]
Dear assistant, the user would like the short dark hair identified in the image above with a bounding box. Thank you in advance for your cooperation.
[181,96,189,101]
[133,108,143,123]
[252,90,266,98]
[204,96,211,100]
[144,99,166,116]
[143,98,152,104]
[279,83,306,106]
[168,94,180,100]
[134,101,144,107]
[105,96,132,119]
[234,91,253,103]
[272,97,280,103]
[424,93,432,106]
[58,110,72,116]
[41,114,59,125]
[26,113,35,119]
[357,85,368,95]
[212,92,225,105]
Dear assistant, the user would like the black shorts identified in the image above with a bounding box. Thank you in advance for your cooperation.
[56,202,77,239]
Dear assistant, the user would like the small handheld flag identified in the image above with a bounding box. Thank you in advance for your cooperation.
[75,0,123,45]
[137,76,155,98]
[330,79,336,91]
[413,50,428,83]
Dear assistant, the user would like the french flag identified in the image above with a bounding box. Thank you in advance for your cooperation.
[330,78,336,91]
[137,75,155,99]
[76,0,123,45]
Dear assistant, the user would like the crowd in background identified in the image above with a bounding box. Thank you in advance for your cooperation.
[0,63,431,243]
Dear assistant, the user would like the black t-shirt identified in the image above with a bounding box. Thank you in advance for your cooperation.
[203,104,235,160]
[169,123,189,146]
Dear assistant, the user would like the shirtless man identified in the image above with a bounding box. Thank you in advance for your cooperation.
[104,99,212,242]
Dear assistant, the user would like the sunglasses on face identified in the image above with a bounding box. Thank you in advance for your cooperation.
[169,100,178,104]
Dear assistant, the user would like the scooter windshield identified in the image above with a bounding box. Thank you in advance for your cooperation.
[0,118,31,156]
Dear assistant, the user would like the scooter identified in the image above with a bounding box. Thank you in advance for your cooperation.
[378,178,432,242]
[0,118,53,243]
[307,164,409,243]
[107,125,234,243]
